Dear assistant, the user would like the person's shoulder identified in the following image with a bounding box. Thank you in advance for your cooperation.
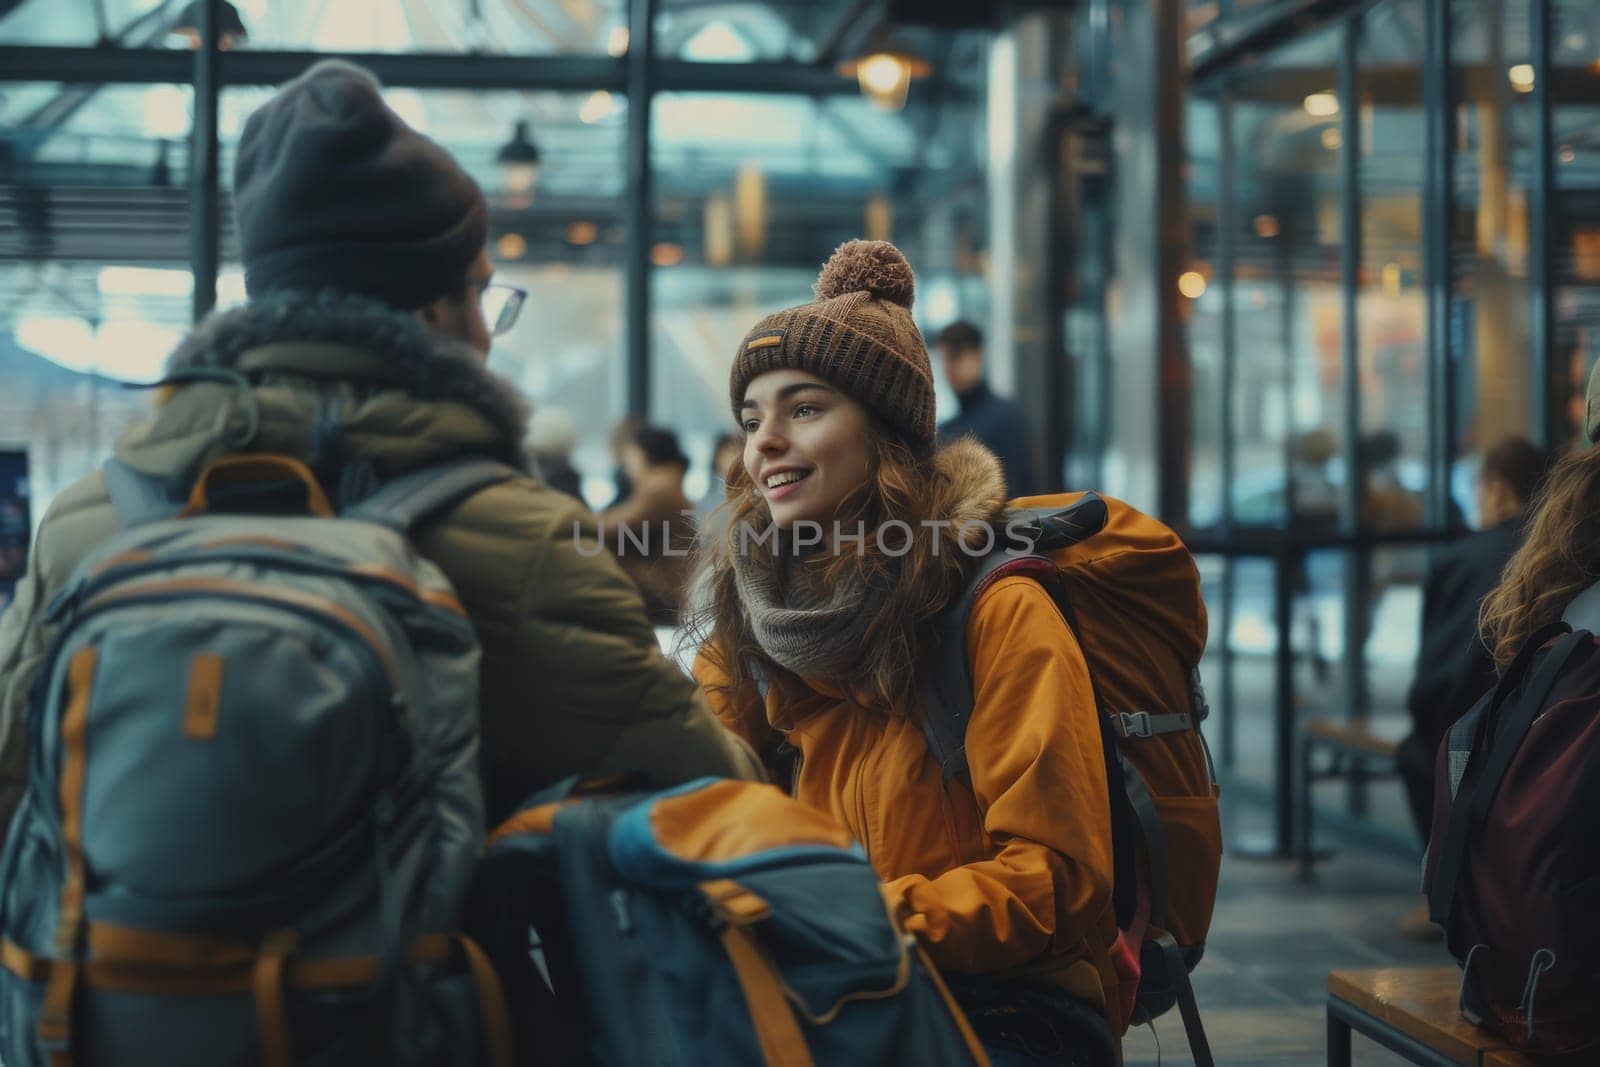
[446,469,593,537]
[30,468,120,591]
[964,571,1071,641]
[1449,520,1523,569]
[421,469,601,577]
[990,390,1029,422]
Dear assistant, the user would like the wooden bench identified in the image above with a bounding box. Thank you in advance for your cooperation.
[1297,715,1407,879]
[1327,967,1578,1066]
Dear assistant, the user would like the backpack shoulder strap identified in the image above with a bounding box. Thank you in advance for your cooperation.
[346,456,518,533]
[101,458,184,528]
[916,494,1110,782]
[1562,579,1600,633]
[919,549,1060,783]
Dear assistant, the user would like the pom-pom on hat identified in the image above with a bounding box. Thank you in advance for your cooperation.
[729,239,936,450]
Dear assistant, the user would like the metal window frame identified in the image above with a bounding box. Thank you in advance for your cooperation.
[1189,0,1492,854]
[0,3,893,415]
[1529,0,1556,449]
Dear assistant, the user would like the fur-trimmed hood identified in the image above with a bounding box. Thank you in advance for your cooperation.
[928,435,1010,548]
[117,289,531,480]
[167,288,529,445]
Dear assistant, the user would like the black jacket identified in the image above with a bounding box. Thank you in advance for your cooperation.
[937,381,1040,497]
[1406,518,1524,750]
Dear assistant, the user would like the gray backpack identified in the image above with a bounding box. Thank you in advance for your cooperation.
[0,453,516,1067]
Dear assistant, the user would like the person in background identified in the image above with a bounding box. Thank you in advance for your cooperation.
[934,320,1040,496]
[696,431,742,525]
[603,415,646,511]
[601,426,696,625]
[695,242,1119,1066]
[525,406,587,506]
[0,61,757,828]
[1359,430,1426,532]
[1400,437,1548,850]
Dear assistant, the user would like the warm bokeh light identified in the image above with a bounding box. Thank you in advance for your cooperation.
[1178,271,1207,299]
[494,232,527,260]
[1303,92,1339,118]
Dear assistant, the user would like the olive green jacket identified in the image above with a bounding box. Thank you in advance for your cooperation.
[0,290,755,825]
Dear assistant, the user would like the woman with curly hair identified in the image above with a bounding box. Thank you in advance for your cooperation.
[1482,401,1600,664]
[690,241,1120,1066]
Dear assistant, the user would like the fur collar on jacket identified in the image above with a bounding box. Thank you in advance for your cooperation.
[165,288,530,454]
[928,435,1011,546]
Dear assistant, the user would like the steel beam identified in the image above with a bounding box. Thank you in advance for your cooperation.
[625,0,655,420]
[0,46,889,96]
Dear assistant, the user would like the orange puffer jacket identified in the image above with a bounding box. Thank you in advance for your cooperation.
[693,440,1122,1028]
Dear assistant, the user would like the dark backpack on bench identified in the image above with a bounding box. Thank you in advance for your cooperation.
[920,492,1222,1066]
[1422,592,1600,1057]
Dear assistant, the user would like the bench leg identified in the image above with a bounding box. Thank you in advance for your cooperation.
[1327,1004,1351,1067]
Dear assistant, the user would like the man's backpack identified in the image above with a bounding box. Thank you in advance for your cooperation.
[0,453,517,1067]
[1422,608,1600,1057]
[920,491,1221,1065]
[463,776,990,1067]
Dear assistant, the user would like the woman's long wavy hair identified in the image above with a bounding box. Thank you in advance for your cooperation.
[1481,444,1600,667]
[684,420,983,740]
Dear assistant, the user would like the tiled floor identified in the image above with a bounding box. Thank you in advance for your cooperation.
[1121,798,1457,1067]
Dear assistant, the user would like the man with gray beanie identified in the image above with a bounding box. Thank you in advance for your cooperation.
[0,60,757,831]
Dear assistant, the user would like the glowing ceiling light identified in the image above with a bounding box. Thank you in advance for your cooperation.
[1303,92,1339,118]
[839,31,932,111]
[1178,271,1207,299]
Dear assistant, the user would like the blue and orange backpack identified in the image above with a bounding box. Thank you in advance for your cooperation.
[465,777,989,1066]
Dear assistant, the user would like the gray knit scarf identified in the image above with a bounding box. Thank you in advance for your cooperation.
[731,547,886,681]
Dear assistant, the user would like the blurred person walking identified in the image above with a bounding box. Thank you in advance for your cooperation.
[935,320,1041,496]
[695,431,742,525]
[602,414,645,510]
[526,406,587,505]
[599,425,696,624]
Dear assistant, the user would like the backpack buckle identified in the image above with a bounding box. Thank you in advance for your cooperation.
[1118,711,1153,738]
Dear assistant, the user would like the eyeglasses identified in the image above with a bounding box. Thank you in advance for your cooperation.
[481,283,527,337]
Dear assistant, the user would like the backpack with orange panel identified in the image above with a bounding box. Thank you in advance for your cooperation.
[920,491,1221,1065]
[464,777,990,1067]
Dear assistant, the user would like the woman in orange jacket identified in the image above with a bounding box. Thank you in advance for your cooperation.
[690,240,1120,1066]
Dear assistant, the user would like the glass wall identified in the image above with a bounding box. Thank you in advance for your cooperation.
[1452,0,1537,495]
[0,81,192,518]
[1357,0,1428,731]
[1230,27,1346,535]
[1179,0,1582,849]
[1552,7,1600,445]
[1183,97,1222,529]
[649,74,990,501]
[2,5,997,524]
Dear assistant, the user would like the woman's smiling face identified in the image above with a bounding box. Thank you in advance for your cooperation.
[740,369,873,530]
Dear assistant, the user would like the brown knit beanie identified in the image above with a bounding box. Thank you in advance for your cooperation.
[729,240,936,450]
